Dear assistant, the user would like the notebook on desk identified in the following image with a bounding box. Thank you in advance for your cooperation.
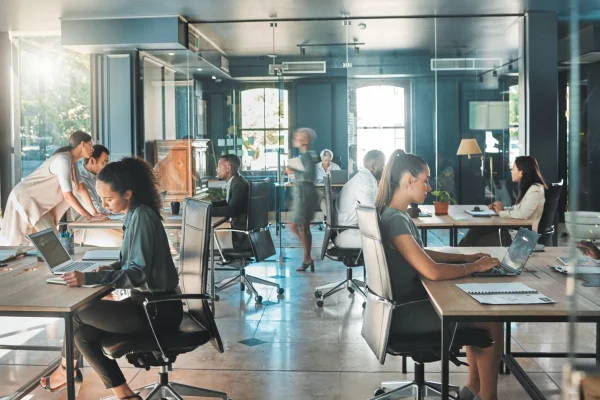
[465,209,497,217]
[456,283,555,305]
[82,250,120,261]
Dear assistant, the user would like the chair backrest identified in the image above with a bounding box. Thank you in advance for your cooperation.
[246,179,276,262]
[179,198,224,353]
[246,179,270,231]
[323,175,337,226]
[356,204,395,364]
[537,182,563,235]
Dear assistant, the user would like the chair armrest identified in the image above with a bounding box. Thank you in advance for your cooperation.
[331,225,359,231]
[144,293,212,305]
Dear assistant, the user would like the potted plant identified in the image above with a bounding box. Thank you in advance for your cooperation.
[431,190,456,216]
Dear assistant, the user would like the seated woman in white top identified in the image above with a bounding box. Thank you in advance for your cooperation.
[0,131,108,246]
[315,149,341,181]
[460,156,547,246]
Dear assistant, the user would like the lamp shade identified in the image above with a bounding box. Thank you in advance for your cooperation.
[456,138,483,156]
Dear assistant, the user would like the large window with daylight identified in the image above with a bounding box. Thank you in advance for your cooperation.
[18,37,92,178]
[356,85,406,164]
[240,87,288,171]
[508,85,520,166]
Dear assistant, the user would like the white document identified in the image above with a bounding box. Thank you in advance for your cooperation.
[471,293,556,305]
[456,282,537,294]
[552,265,600,275]
[457,283,555,305]
[0,250,25,262]
[465,209,497,217]
[287,157,305,172]
[83,250,120,261]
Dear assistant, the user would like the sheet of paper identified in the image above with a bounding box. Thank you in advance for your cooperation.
[456,282,537,294]
[83,250,120,261]
[287,157,305,172]
[471,293,555,305]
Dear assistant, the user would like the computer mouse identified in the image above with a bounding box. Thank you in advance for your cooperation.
[473,206,481,211]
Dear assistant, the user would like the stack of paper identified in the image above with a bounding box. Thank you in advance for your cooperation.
[456,283,555,305]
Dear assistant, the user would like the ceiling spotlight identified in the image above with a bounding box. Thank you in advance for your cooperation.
[479,76,483,82]
[354,46,360,55]
[211,75,216,80]
[492,70,498,77]
[168,52,175,56]
[196,68,202,71]
[300,47,306,55]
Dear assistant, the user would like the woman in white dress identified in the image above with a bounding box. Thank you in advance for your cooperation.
[0,131,107,246]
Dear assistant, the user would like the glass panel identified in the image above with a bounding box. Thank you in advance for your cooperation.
[18,36,91,178]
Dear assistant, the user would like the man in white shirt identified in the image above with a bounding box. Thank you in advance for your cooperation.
[334,150,386,248]
[316,149,341,181]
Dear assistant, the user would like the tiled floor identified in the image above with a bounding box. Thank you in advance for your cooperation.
[0,226,581,399]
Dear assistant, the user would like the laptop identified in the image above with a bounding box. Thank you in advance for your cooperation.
[29,229,100,275]
[472,228,541,277]
[329,170,349,185]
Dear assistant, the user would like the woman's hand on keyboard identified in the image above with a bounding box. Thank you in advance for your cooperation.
[472,256,501,273]
[62,271,85,287]
[463,252,491,263]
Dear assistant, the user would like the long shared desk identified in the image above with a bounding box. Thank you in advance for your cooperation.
[424,246,600,400]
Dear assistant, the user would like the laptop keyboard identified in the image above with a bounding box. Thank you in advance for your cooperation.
[58,261,96,273]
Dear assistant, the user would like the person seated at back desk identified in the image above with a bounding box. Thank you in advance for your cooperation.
[316,149,341,181]
[334,149,386,248]
[212,154,251,252]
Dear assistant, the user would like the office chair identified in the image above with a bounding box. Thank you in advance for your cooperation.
[315,175,365,308]
[214,179,284,304]
[356,205,493,399]
[537,181,564,246]
[100,199,230,400]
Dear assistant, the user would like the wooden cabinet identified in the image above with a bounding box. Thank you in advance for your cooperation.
[154,139,210,202]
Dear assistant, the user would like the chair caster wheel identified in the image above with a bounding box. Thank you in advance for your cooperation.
[347,287,354,294]
[214,295,220,301]
[316,300,324,307]
[374,387,386,396]
[314,290,322,298]
[362,302,366,309]
[277,287,284,295]
[255,296,263,304]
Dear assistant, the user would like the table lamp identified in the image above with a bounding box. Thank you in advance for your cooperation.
[456,138,494,201]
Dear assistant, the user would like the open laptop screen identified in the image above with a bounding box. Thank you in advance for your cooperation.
[29,229,71,269]
[501,228,540,272]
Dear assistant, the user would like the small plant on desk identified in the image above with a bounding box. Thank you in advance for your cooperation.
[431,190,456,216]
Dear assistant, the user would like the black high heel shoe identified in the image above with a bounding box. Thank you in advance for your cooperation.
[296,260,315,272]
[120,394,142,400]
[40,364,83,393]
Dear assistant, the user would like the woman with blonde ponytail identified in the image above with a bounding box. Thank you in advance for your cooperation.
[376,149,503,400]
[0,131,107,246]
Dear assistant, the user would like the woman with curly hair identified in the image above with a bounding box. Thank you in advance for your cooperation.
[40,157,182,400]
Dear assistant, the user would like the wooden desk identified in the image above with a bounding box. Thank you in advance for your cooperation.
[416,205,535,246]
[67,210,183,230]
[0,246,113,399]
[422,247,600,400]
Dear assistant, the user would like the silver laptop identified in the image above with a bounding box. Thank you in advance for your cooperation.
[29,229,100,275]
[472,228,541,277]
[329,170,348,185]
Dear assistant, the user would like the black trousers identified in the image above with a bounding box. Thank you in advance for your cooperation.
[459,227,512,247]
[62,291,183,389]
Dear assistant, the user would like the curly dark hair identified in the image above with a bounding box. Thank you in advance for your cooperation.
[97,157,163,220]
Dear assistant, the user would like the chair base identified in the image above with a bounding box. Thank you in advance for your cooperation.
[314,265,365,308]
[369,363,458,400]
[101,366,230,400]
[215,263,282,304]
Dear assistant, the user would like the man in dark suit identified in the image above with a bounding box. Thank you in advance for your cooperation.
[212,154,251,251]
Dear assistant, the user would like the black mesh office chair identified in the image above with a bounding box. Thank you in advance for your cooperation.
[314,175,365,308]
[537,181,564,246]
[214,179,284,304]
[100,199,230,400]
[356,205,493,399]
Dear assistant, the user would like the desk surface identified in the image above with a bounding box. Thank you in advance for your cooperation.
[0,246,113,314]
[274,182,345,187]
[68,212,227,230]
[415,205,535,228]
[421,247,600,318]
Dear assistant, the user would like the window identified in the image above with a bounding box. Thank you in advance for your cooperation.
[508,85,519,166]
[356,85,406,164]
[18,37,92,178]
[240,87,288,171]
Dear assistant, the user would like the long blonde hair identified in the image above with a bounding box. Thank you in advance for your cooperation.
[375,149,427,213]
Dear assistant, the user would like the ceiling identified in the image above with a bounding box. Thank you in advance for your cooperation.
[194,17,521,59]
[3,0,600,33]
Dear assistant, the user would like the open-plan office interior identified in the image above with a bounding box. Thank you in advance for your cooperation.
[1,0,600,399]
